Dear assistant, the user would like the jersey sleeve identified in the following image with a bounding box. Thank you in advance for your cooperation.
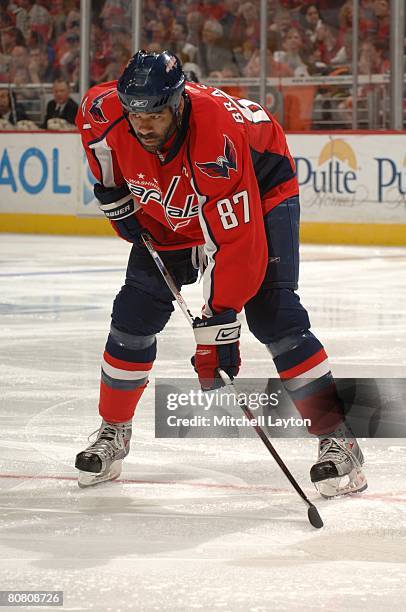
[76,84,143,242]
[189,101,268,315]
[76,85,124,188]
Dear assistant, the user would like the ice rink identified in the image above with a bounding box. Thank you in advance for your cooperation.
[1,234,405,611]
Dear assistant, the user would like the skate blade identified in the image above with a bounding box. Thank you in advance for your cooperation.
[315,467,368,499]
[77,460,122,488]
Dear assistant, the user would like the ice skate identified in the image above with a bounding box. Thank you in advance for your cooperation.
[75,420,132,488]
[310,424,367,498]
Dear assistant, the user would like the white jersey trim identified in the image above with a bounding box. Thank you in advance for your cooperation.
[89,138,116,188]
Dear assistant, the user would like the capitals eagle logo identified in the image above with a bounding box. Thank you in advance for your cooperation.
[195,135,237,179]
[89,89,116,123]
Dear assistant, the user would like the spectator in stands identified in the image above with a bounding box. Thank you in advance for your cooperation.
[26,0,53,44]
[275,27,311,76]
[239,2,260,49]
[42,77,77,128]
[359,38,389,74]
[147,19,167,48]
[330,29,353,66]
[157,2,175,33]
[233,39,256,74]
[8,44,30,82]
[27,44,55,83]
[12,65,37,108]
[99,0,131,60]
[209,62,248,98]
[0,87,28,124]
[9,45,38,109]
[221,0,241,43]
[145,41,163,54]
[0,0,14,30]
[199,0,226,22]
[314,0,344,28]
[336,38,390,127]
[315,23,341,66]
[1,26,26,57]
[244,31,293,79]
[168,21,188,57]
[54,12,79,67]
[338,1,354,45]
[90,20,109,84]
[266,0,281,25]
[0,50,11,82]
[48,0,68,39]
[185,11,204,48]
[348,0,378,39]
[269,7,293,48]
[110,24,132,55]
[64,3,80,30]
[25,27,56,67]
[197,18,237,77]
[12,0,31,41]
[142,0,159,26]
[59,31,79,84]
[101,0,131,23]
[370,0,390,42]
[172,0,188,26]
[300,3,324,47]
[99,42,130,82]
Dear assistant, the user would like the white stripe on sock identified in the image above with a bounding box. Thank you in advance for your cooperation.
[102,359,150,381]
[283,359,331,391]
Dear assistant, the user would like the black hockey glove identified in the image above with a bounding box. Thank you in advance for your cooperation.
[94,182,142,242]
[191,309,241,391]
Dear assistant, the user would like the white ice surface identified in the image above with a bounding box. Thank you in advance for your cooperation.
[0,234,406,612]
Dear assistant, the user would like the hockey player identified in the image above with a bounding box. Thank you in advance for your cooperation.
[75,50,367,498]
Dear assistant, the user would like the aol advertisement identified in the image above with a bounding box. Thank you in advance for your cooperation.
[0,132,102,218]
[287,134,406,223]
[0,132,405,225]
[0,133,80,215]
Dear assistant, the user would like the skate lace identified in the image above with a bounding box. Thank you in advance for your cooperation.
[319,437,362,469]
[86,425,126,461]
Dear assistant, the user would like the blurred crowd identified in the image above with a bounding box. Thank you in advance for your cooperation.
[0,0,400,130]
[142,0,392,80]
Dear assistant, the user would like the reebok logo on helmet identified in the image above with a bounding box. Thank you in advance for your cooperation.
[130,99,149,108]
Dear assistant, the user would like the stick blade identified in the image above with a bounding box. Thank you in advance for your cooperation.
[308,504,323,529]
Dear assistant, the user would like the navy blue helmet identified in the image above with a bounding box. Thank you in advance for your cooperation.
[117,50,185,114]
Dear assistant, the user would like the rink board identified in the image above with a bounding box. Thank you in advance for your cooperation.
[0,131,405,245]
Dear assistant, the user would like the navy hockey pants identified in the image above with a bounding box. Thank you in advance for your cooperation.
[102,195,344,434]
[114,196,307,338]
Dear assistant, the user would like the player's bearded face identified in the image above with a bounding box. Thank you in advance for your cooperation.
[128,107,177,153]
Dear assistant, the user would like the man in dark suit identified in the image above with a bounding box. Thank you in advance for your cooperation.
[42,78,78,129]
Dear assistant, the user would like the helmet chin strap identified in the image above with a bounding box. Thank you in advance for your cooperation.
[161,101,183,146]
[175,107,182,129]
[174,92,186,129]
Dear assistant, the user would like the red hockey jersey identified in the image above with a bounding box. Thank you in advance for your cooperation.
[76,82,299,314]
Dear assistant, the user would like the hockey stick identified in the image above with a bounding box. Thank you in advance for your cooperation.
[141,232,323,529]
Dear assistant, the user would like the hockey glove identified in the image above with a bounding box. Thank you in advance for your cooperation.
[191,309,241,391]
[94,182,142,242]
